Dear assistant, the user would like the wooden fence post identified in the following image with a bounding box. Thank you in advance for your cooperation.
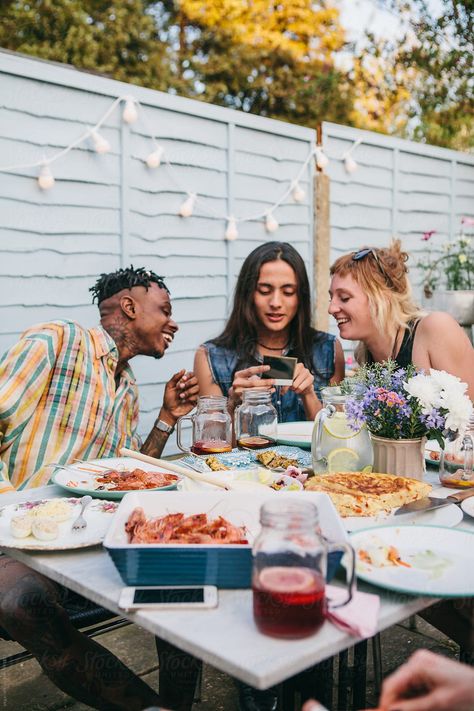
[313,170,330,331]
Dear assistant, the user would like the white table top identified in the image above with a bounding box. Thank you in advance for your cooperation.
[1,470,473,690]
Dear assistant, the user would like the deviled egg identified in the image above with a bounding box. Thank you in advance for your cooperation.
[10,514,33,539]
[31,517,59,541]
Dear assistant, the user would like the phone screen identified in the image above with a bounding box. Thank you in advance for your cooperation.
[133,588,205,604]
[261,355,297,381]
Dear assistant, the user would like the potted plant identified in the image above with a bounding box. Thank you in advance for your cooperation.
[418,218,474,333]
[342,361,472,480]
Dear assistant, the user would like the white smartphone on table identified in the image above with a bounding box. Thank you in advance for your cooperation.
[118,585,218,610]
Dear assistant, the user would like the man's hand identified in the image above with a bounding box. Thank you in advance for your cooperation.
[161,369,199,423]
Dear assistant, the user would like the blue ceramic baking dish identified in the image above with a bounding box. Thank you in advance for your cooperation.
[103,490,348,588]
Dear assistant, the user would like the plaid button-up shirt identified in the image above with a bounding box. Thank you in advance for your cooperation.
[0,320,140,493]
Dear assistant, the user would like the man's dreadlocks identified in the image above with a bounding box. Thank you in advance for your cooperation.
[90,266,169,305]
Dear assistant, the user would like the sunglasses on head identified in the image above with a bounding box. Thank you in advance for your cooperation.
[352,247,391,285]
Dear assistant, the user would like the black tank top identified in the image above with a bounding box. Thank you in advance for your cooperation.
[368,321,420,368]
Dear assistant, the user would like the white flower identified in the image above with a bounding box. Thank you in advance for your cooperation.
[429,369,468,395]
[404,374,440,413]
[444,398,473,436]
[405,370,471,436]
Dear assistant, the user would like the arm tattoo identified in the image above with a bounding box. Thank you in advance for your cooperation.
[140,426,169,458]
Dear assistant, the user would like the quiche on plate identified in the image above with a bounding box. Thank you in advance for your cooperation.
[304,471,431,517]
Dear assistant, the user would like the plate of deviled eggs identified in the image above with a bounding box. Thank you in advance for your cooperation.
[0,497,118,550]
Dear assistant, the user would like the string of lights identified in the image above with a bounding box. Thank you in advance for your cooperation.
[0,95,362,240]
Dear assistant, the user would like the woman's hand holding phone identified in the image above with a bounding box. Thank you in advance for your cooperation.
[288,362,314,396]
[228,365,274,408]
[281,362,321,420]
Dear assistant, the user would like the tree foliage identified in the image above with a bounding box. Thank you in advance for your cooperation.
[155,0,353,126]
[0,0,352,127]
[360,0,474,149]
[400,0,473,149]
[349,39,415,135]
[0,0,471,148]
[0,0,172,90]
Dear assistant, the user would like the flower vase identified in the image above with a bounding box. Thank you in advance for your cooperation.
[370,435,426,481]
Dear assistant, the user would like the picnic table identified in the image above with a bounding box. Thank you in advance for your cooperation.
[1,467,472,700]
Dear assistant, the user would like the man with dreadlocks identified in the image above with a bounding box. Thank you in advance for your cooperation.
[0,266,200,710]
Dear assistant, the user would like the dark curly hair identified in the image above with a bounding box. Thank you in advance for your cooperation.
[212,241,324,374]
[90,265,169,305]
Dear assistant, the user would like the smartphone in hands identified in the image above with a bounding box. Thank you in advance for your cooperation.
[261,355,297,386]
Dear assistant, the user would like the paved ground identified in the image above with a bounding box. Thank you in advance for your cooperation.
[0,614,459,710]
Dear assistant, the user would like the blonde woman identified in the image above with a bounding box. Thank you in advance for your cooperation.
[328,240,474,398]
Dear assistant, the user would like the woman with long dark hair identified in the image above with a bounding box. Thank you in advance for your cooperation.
[194,241,344,421]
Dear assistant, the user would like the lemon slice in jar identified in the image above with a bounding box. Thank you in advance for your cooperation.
[327,448,359,472]
[323,412,360,440]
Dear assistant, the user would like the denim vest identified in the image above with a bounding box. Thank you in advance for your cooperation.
[203,333,336,423]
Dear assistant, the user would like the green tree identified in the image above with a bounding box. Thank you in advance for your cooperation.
[358,0,474,149]
[154,0,353,126]
[0,0,172,90]
[402,0,473,149]
[0,0,353,127]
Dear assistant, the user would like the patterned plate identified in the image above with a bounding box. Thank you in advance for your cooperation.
[211,445,311,470]
[0,497,118,550]
[52,457,181,500]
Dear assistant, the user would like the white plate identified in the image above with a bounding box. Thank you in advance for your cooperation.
[52,457,180,499]
[343,503,463,532]
[350,525,474,597]
[0,497,118,550]
[461,497,474,519]
[276,421,313,449]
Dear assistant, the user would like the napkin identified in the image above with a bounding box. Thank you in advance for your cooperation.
[325,584,380,638]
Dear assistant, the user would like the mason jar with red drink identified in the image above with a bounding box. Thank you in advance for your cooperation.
[252,499,354,639]
[176,396,233,455]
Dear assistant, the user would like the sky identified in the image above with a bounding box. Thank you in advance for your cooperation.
[339,0,444,42]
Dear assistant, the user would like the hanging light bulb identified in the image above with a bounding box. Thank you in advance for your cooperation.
[314,146,329,170]
[122,97,138,124]
[224,217,238,241]
[90,128,111,154]
[179,193,197,217]
[146,146,164,169]
[265,212,279,233]
[344,154,358,174]
[38,163,55,190]
[291,181,306,203]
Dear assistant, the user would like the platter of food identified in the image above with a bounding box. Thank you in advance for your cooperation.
[202,445,311,472]
[425,440,462,470]
[0,497,118,550]
[52,457,181,499]
[303,470,463,530]
[104,489,347,587]
[349,525,474,597]
[276,421,313,449]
